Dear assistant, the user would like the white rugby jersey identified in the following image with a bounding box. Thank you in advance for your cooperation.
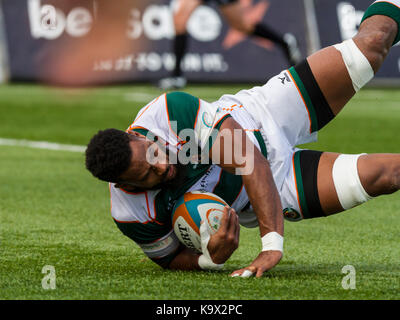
[110,92,267,265]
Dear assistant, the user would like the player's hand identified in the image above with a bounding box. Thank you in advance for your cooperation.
[203,206,240,265]
[230,250,282,278]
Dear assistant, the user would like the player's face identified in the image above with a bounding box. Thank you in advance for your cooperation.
[115,136,178,191]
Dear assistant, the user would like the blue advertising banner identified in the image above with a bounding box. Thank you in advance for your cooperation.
[1,0,308,85]
[313,0,400,82]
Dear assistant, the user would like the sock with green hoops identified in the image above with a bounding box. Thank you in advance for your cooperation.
[361,1,400,45]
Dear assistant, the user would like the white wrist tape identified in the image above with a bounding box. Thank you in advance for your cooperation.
[334,39,374,92]
[198,254,224,271]
[261,232,284,252]
[198,222,224,271]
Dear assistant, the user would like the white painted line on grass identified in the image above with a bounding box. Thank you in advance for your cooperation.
[0,138,86,153]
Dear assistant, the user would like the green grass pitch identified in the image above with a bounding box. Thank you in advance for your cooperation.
[0,83,399,300]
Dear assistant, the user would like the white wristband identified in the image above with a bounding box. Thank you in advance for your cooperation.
[261,232,284,253]
[198,254,224,271]
[198,220,225,271]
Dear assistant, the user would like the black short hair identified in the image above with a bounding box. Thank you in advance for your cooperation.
[85,128,132,182]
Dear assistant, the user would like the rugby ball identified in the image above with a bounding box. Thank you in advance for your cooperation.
[172,191,228,253]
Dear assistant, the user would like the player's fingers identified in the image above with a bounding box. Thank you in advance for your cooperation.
[229,207,237,221]
[231,209,240,242]
[234,212,240,240]
[226,207,237,233]
[218,206,231,233]
[240,269,254,278]
[230,266,256,278]
[230,267,245,277]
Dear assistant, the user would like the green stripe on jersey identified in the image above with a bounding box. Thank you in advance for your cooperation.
[288,67,318,133]
[131,127,149,136]
[253,130,268,159]
[166,92,200,137]
[362,1,400,45]
[205,114,232,151]
[293,151,311,219]
[130,127,161,144]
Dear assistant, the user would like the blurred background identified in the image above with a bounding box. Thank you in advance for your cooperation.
[0,0,399,87]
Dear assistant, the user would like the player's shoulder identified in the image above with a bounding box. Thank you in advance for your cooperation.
[109,184,159,224]
[128,93,170,138]
[134,92,200,117]
[165,91,199,108]
[133,93,167,122]
[109,184,176,247]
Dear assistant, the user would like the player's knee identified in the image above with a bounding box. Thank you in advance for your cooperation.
[334,26,394,92]
[356,14,398,67]
[381,163,400,194]
[355,30,391,70]
[363,160,400,196]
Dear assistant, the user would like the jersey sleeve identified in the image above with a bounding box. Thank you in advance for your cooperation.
[166,92,231,150]
[110,184,181,267]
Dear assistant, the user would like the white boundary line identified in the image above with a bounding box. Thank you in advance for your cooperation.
[0,138,86,153]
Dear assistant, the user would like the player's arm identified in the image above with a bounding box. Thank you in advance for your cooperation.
[166,245,201,270]
[168,206,239,271]
[128,206,238,271]
[110,148,238,272]
[209,117,284,277]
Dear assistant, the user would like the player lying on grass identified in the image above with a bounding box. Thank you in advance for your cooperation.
[86,1,400,278]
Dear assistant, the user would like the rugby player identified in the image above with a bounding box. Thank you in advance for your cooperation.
[86,1,400,278]
[159,0,302,89]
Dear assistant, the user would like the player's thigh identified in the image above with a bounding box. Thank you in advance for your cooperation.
[252,61,336,147]
[306,47,355,116]
[281,150,399,221]
[282,150,364,219]
[322,152,400,204]
[280,150,361,222]
[307,15,396,116]
[281,149,330,222]
[316,152,400,214]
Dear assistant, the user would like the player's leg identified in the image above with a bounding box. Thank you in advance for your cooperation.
[317,152,400,215]
[307,1,399,118]
[218,0,302,66]
[282,150,400,221]
[159,0,201,89]
[173,0,201,77]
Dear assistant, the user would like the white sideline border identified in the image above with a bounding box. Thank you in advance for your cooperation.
[0,138,86,153]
